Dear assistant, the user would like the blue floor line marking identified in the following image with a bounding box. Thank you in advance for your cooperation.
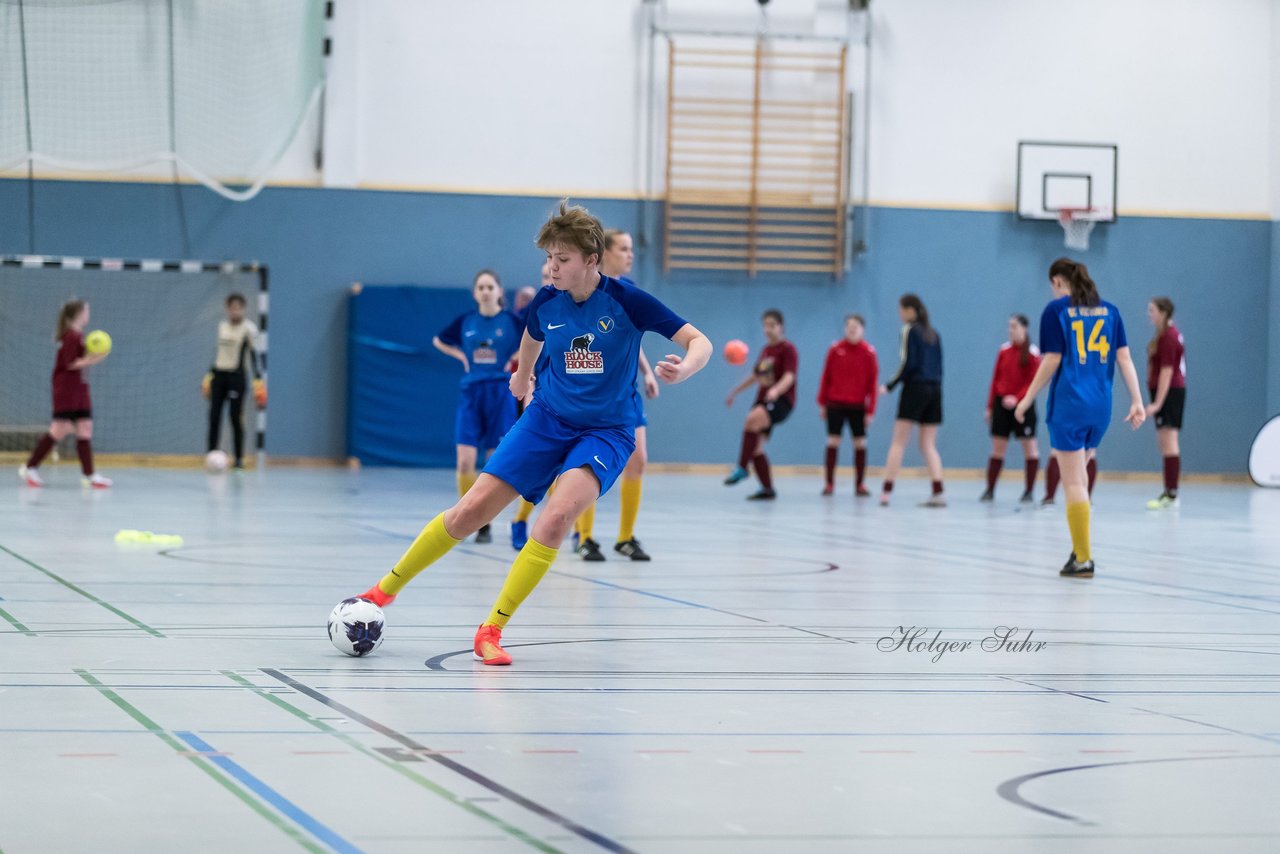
[174,731,366,854]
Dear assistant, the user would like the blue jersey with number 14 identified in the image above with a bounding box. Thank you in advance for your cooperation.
[1039,295,1128,426]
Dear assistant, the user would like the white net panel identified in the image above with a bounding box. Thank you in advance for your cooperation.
[0,259,263,457]
[0,0,324,201]
[1058,209,1097,251]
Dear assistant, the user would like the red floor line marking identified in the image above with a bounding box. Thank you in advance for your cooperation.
[58,753,118,758]
[746,749,805,754]
[522,749,579,754]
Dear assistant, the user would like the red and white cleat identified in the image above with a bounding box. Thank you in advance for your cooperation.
[473,624,512,666]
[18,465,44,487]
[358,584,396,608]
[83,474,112,489]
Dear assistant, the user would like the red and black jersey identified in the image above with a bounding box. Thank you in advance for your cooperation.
[52,329,91,412]
[1148,324,1186,390]
[754,340,799,406]
[987,342,1041,409]
[817,339,878,415]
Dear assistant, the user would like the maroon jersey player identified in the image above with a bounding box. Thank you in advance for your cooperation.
[1144,297,1186,509]
[817,314,878,496]
[19,300,112,489]
[982,314,1042,503]
[725,309,798,500]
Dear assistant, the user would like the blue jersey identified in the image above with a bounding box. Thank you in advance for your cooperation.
[437,310,523,388]
[1039,296,1128,426]
[524,275,686,429]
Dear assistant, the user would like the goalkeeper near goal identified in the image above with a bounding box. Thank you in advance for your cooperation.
[202,293,264,469]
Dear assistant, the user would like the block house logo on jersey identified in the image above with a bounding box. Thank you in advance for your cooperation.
[564,332,603,374]
[472,340,497,365]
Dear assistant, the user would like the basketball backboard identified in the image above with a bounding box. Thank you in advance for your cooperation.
[1016,141,1117,222]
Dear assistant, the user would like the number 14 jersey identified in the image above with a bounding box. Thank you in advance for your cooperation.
[1039,295,1128,427]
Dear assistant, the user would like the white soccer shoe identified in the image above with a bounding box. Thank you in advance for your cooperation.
[18,465,44,487]
[82,473,113,489]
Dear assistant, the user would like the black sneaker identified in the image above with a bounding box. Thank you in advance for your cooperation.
[746,488,777,501]
[614,538,651,561]
[577,537,605,561]
[1019,490,1035,504]
[1060,558,1095,578]
[474,524,492,544]
[1062,551,1076,572]
[1040,496,1056,507]
[979,489,994,503]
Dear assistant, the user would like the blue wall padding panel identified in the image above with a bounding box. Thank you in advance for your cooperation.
[347,285,476,466]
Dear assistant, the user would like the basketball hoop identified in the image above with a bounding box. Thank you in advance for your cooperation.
[1057,208,1097,251]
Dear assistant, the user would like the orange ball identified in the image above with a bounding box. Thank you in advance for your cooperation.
[724,339,750,366]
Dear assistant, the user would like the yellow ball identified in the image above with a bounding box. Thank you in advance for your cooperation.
[85,330,112,355]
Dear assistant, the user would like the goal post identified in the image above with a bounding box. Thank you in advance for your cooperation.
[0,255,268,467]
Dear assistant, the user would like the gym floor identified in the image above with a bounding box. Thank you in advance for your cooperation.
[2,467,1277,853]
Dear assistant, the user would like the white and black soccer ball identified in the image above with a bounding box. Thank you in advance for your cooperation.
[327,597,386,657]
[205,450,229,473]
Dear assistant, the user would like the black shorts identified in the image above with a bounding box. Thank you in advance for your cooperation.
[991,402,1036,439]
[52,409,92,422]
[826,404,867,438]
[896,382,942,425]
[760,397,793,436]
[1152,386,1185,430]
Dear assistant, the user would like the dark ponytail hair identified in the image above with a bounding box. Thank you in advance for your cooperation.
[56,299,85,342]
[1048,257,1100,307]
[899,293,937,343]
[1011,313,1032,367]
[1147,296,1175,359]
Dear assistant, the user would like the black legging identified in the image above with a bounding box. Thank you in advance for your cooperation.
[208,370,246,462]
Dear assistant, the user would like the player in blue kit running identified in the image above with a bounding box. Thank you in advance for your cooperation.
[433,269,524,544]
[1015,258,1145,578]
[355,200,712,664]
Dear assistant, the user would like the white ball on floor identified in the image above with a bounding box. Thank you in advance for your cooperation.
[205,450,229,473]
[328,597,385,657]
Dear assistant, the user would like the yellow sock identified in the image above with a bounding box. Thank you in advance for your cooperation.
[377,513,461,596]
[485,538,558,628]
[617,477,642,543]
[576,503,595,541]
[514,499,535,523]
[456,471,477,499]
[1065,501,1091,563]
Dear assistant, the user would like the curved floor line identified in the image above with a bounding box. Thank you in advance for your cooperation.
[996,753,1280,824]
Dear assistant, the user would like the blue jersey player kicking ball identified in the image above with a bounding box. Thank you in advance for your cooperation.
[433,269,523,545]
[355,200,713,665]
[1015,258,1145,579]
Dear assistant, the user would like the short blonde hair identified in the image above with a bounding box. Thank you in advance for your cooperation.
[536,199,604,261]
[603,228,630,251]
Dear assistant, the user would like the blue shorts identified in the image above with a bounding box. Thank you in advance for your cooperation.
[482,402,635,503]
[634,402,648,429]
[1048,421,1108,452]
[455,381,517,450]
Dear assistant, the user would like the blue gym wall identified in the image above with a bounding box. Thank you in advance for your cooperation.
[1,177,1272,474]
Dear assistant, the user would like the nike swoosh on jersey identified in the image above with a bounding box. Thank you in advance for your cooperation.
[464,330,477,336]
[548,323,566,329]
[593,455,608,470]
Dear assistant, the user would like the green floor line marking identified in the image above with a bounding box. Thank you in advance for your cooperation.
[221,670,564,854]
[0,605,34,636]
[75,670,326,854]
[0,544,163,637]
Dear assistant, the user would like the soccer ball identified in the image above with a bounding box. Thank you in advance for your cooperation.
[327,597,385,657]
[205,450,229,473]
[85,329,112,355]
